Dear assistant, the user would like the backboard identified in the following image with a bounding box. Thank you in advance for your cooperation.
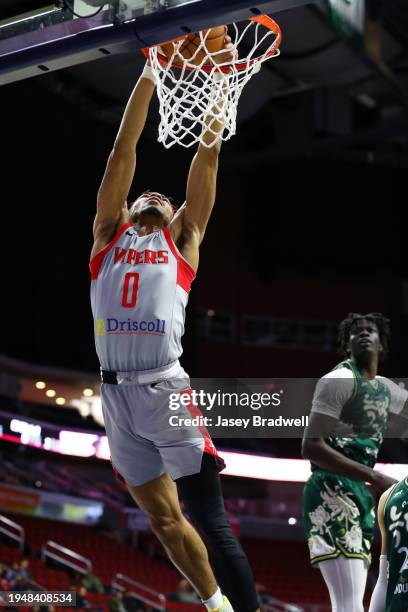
[0,0,315,85]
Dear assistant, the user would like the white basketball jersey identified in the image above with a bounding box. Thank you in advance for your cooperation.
[90,222,195,372]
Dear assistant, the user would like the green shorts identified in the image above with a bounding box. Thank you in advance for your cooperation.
[302,469,375,566]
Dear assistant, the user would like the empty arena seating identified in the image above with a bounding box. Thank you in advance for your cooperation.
[2,512,366,609]
[1,513,181,592]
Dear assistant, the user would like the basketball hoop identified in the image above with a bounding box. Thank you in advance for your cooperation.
[141,15,282,149]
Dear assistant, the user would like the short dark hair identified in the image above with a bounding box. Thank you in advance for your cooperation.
[338,312,391,358]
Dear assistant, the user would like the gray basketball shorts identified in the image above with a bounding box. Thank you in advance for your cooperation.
[100,361,225,487]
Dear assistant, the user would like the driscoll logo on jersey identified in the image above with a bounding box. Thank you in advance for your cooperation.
[96,318,166,336]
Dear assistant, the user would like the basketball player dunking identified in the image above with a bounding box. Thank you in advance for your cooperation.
[90,44,260,612]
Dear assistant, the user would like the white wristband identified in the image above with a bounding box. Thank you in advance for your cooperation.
[141,62,156,85]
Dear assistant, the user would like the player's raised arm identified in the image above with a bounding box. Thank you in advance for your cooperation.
[368,488,391,612]
[93,65,156,252]
[170,37,234,272]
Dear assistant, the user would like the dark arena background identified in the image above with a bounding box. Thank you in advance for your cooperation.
[1,1,408,611]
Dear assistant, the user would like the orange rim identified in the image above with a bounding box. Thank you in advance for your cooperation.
[140,15,282,73]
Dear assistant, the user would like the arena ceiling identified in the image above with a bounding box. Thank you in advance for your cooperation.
[1,0,408,155]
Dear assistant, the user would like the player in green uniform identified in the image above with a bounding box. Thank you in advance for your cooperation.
[369,476,408,612]
[302,313,408,612]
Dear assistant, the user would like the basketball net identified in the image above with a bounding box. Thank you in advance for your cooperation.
[143,16,282,149]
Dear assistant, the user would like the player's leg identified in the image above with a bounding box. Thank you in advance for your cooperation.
[177,454,260,612]
[303,472,374,612]
[319,556,368,612]
[126,472,232,610]
[101,383,232,610]
[149,375,259,611]
[140,373,257,609]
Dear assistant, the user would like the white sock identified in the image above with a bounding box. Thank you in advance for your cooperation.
[319,555,368,612]
[203,587,223,609]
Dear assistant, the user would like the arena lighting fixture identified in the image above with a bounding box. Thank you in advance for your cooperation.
[356,93,377,109]
[220,454,312,482]
[288,517,297,525]
[0,8,59,29]
[218,452,408,483]
[55,397,66,405]
[45,389,56,397]
[35,381,46,389]
[82,388,94,397]
[0,420,407,482]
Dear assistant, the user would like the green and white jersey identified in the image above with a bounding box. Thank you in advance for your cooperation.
[310,359,407,469]
[384,477,408,611]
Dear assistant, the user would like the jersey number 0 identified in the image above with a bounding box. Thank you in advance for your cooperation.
[122,272,139,308]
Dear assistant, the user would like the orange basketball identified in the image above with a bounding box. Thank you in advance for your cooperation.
[160,25,226,66]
